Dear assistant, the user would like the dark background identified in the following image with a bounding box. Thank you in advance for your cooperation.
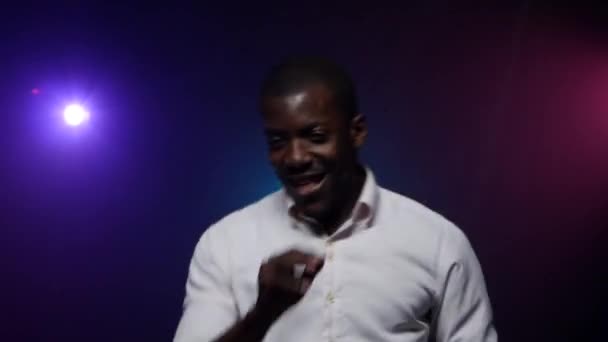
[2,2,607,341]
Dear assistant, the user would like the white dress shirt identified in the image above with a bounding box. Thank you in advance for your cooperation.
[174,169,497,342]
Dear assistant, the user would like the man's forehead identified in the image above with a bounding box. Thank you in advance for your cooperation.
[282,92,308,112]
[263,108,332,129]
[263,84,334,112]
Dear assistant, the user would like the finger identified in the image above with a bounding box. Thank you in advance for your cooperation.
[275,271,304,294]
[274,250,323,272]
[305,257,324,275]
[259,261,301,295]
[293,263,306,279]
[287,258,323,279]
[283,249,323,263]
[299,277,313,294]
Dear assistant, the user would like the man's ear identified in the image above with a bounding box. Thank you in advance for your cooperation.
[350,114,368,148]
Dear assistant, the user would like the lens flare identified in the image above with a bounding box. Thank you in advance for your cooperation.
[63,104,89,126]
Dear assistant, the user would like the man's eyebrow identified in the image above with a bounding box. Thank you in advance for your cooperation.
[299,122,326,132]
[263,122,327,135]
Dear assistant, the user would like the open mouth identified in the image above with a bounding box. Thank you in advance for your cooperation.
[288,173,327,198]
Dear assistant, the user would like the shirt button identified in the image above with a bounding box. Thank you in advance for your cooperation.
[326,292,335,304]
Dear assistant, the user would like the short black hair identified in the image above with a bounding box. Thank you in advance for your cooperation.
[260,56,359,120]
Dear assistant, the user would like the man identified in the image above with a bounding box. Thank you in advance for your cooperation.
[174,57,497,341]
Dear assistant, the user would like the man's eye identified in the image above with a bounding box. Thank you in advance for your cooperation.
[310,132,327,143]
[267,136,286,149]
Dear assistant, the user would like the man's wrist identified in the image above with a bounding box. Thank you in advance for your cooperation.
[241,305,277,340]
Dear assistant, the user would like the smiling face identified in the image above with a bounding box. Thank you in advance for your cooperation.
[261,82,366,223]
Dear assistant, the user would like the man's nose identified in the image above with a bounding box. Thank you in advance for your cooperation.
[285,140,312,170]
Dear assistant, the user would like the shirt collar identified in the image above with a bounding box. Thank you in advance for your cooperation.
[282,166,380,236]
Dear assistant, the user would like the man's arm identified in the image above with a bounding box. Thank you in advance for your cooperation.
[213,250,323,342]
[431,225,498,342]
[173,227,241,342]
[210,306,279,342]
[174,226,323,342]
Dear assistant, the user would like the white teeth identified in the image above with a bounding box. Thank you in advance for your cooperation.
[291,174,324,188]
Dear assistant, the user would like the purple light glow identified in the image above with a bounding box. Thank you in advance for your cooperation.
[63,104,89,126]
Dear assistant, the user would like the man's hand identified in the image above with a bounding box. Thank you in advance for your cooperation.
[255,250,324,320]
[212,250,323,342]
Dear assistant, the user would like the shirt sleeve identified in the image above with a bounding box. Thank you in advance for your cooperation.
[174,226,239,342]
[431,225,498,342]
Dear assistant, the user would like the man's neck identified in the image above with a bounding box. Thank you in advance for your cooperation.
[314,165,367,236]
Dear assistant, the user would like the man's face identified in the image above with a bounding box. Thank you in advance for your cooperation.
[261,83,361,220]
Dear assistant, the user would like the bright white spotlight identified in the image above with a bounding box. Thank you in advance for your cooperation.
[63,104,90,126]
